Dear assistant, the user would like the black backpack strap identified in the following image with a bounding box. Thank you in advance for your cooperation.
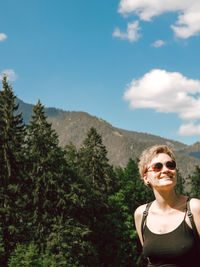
[141,201,153,241]
[186,198,200,249]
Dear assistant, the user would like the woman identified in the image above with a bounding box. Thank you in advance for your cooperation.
[134,145,200,267]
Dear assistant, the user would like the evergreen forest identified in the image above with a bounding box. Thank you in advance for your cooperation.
[1,76,200,266]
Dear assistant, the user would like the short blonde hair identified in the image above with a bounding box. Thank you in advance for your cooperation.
[138,145,175,179]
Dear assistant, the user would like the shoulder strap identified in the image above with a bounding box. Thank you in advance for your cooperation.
[141,201,153,241]
[186,198,200,248]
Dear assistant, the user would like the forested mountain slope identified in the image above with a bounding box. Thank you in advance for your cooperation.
[16,98,200,177]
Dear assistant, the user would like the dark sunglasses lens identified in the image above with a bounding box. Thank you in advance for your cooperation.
[166,160,176,170]
[152,162,163,172]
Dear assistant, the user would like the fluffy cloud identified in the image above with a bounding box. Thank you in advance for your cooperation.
[118,0,200,39]
[152,40,165,48]
[0,33,7,42]
[124,69,200,135]
[113,20,141,42]
[178,122,200,136]
[0,69,18,81]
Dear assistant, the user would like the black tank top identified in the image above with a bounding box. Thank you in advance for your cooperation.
[142,200,199,267]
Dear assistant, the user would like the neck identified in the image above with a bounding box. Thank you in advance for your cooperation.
[153,188,179,211]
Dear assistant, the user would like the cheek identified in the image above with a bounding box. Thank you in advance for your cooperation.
[148,173,159,181]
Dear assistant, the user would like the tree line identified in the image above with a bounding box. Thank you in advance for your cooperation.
[0,76,200,266]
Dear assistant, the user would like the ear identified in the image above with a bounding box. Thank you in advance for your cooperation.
[143,173,149,186]
[143,173,148,181]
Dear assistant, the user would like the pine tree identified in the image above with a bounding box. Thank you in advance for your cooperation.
[108,158,153,266]
[76,127,117,265]
[64,142,79,171]
[43,217,98,266]
[26,102,99,264]
[0,76,26,265]
[78,127,113,193]
[25,99,72,250]
[123,158,154,210]
[175,169,185,194]
[190,166,200,198]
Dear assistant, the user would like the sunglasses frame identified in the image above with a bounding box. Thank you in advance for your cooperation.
[146,160,176,173]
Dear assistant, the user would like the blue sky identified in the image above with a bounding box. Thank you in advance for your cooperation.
[0,0,200,145]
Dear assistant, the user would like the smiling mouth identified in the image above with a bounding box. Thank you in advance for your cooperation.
[160,176,173,179]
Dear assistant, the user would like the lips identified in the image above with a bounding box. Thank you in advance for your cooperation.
[159,175,174,179]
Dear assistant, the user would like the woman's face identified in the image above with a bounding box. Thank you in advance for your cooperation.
[144,153,177,190]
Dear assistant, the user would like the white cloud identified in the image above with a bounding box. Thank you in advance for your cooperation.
[152,40,165,48]
[0,69,18,82]
[178,122,200,136]
[113,20,141,42]
[0,33,7,42]
[171,9,200,38]
[124,69,200,136]
[118,0,200,39]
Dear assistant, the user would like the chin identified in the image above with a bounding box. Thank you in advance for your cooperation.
[159,180,175,187]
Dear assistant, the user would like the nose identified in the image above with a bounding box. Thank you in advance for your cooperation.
[161,165,171,172]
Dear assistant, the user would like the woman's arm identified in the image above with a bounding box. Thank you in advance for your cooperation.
[190,198,200,236]
[134,204,147,246]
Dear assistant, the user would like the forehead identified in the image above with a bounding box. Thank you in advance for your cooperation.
[150,153,172,165]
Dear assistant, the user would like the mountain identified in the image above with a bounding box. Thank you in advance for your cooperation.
[16,98,64,123]
[16,98,200,178]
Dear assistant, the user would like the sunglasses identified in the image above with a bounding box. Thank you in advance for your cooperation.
[147,160,176,173]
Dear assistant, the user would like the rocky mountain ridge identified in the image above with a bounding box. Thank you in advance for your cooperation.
[16,98,200,177]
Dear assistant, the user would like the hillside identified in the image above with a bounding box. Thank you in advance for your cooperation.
[16,98,200,177]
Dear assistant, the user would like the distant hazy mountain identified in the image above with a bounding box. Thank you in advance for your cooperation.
[16,98,200,178]
[16,98,64,124]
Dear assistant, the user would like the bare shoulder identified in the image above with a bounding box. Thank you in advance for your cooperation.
[134,203,147,220]
[190,198,200,212]
[189,198,200,235]
[134,203,149,229]
[134,203,147,246]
